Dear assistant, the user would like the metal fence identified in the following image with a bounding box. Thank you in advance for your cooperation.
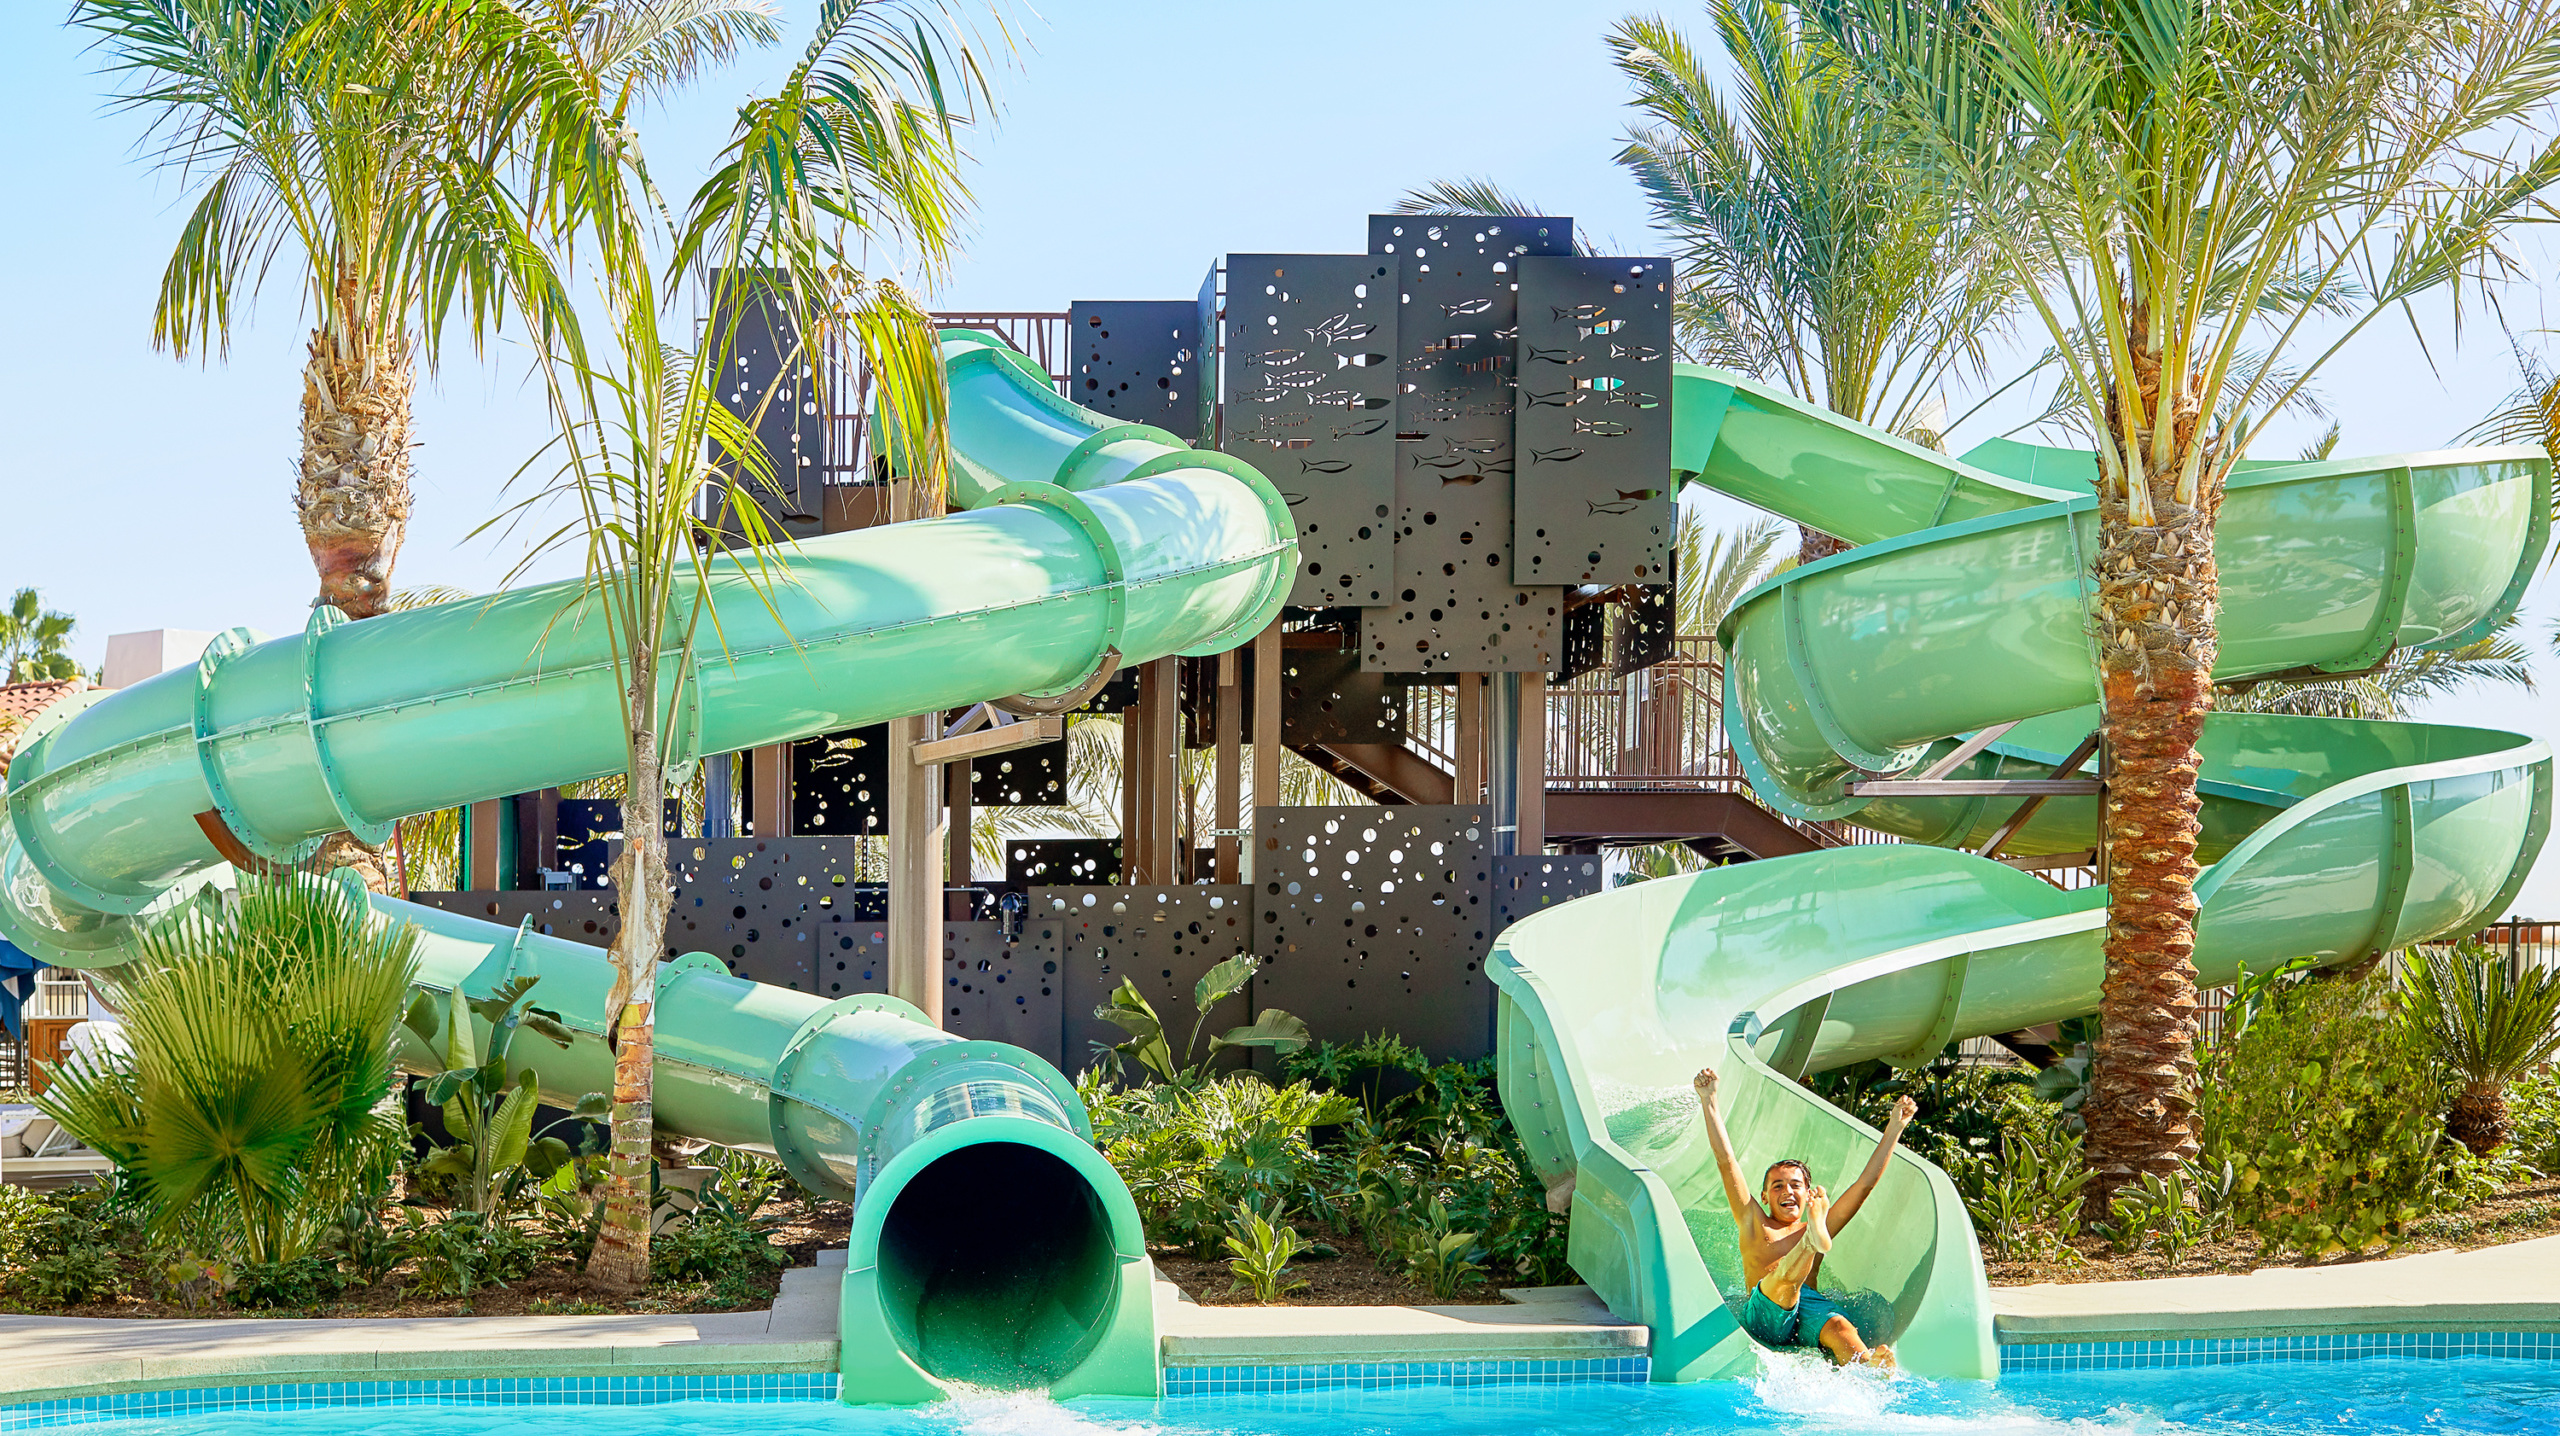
[820,311,1072,483]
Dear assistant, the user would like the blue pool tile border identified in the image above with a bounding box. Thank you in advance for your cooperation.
[0,1374,840,1431]
[2002,1329,2560,1372]
[1161,1356,1650,1395]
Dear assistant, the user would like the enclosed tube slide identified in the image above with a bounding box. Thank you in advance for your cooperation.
[1490,365,2552,1381]
[0,331,1294,1401]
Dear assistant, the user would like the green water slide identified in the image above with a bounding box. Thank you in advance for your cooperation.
[1490,363,2553,1382]
[0,330,1294,1401]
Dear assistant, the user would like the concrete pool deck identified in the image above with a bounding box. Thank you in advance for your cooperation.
[5,1238,2555,1404]
[1992,1233,2560,1343]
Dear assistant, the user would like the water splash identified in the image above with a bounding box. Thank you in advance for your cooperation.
[1740,1352,2184,1435]
[926,1385,1165,1436]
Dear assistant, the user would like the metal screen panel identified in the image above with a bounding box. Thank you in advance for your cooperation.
[791,725,888,835]
[409,892,622,947]
[1197,262,1222,448]
[709,275,825,538]
[1252,805,1496,1060]
[1493,854,1606,935]
[1006,838,1122,886]
[1031,886,1257,1079]
[1361,216,1573,673]
[1220,254,1401,608]
[1615,544,1678,675]
[943,922,1062,1066]
[1279,645,1407,745]
[1556,599,1608,683]
[665,837,882,991]
[1068,300,1204,441]
[1513,257,1675,585]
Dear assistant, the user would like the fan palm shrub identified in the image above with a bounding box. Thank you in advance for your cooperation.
[2401,941,2560,1156]
[36,873,417,1267]
[1819,0,2560,1211]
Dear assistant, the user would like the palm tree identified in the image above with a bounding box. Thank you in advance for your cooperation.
[1820,0,2560,1208]
[2399,940,2560,1155]
[0,590,79,683]
[478,0,1000,1288]
[1609,6,2016,562]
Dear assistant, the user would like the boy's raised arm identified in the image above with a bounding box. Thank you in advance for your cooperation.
[1825,1094,1917,1233]
[1692,1068,1758,1227]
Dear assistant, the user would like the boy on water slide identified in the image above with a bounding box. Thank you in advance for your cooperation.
[1693,1066,1913,1368]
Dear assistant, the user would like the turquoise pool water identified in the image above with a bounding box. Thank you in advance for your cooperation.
[29,1356,2560,1436]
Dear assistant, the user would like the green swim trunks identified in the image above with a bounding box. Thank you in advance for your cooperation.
[1740,1283,1845,1353]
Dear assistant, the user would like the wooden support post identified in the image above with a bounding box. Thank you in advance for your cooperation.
[1516,671,1546,855]
[1216,648,1242,883]
[887,712,945,1025]
[465,798,505,891]
[749,742,791,837]
[1132,657,1181,883]
[1251,622,1282,812]
[1454,673,1484,806]
[946,758,973,885]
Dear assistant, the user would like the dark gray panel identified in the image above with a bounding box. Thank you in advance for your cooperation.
[1556,598,1608,683]
[709,274,825,536]
[1279,645,1407,745]
[1360,216,1574,673]
[1197,262,1222,450]
[812,921,892,998]
[1615,543,1678,675]
[943,922,1061,1066]
[1005,838,1121,886]
[1068,301,1203,441]
[1493,853,1606,936]
[968,733,1067,807]
[1033,886,1257,1079]
[667,837,880,991]
[410,892,623,949]
[792,725,888,835]
[1220,254,1400,608]
[1253,805,1496,1061]
[1513,257,1676,585]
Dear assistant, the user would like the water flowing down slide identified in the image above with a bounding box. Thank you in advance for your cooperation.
[0,331,1294,1401]
[1490,365,2553,1381]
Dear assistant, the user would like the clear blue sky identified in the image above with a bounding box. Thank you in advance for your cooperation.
[1,0,2551,915]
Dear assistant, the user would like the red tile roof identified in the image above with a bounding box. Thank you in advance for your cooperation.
[0,679,90,778]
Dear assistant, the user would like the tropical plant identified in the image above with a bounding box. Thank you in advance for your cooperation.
[2399,940,2560,1156]
[391,1205,545,1297]
[401,974,607,1214]
[470,0,1004,1289]
[2195,966,2447,1256]
[0,590,79,683]
[1083,1070,1355,1254]
[1819,0,2560,1213]
[37,873,415,1267]
[0,1185,131,1309]
[1954,1107,2091,1261]
[1221,1202,1310,1303]
[1609,5,2018,560]
[1090,955,1312,1085]
[1400,1199,1488,1299]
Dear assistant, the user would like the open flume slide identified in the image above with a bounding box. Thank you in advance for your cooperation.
[1490,364,2553,1381]
[0,330,1294,1401]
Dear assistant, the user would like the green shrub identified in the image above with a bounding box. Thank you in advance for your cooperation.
[1951,1104,2090,1261]
[650,1210,785,1284]
[393,1209,543,1297]
[0,1186,130,1309]
[2509,1066,2560,1176]
[2399,941,2560,1156]
[1222,1203,1309,1302]
[1085,1070,1354,1255]
[230,1253,349,1310]
[37,873,413,1268]
[2198,968,2446,1256]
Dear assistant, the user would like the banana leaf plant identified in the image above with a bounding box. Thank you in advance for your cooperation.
[402,976,606,1213]
[1092,955,1311,1086]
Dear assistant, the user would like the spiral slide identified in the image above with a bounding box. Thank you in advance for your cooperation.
[1490,365,2553,1381]
[0,331,1293,1401]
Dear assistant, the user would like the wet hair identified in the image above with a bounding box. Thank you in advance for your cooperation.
[1763,1159,1811,1188]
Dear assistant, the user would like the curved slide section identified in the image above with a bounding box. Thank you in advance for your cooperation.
[0,329,1295,1401]
[1492,365,2552,1381]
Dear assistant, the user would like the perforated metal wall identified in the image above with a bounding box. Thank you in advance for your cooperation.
[1512,257,1675,586]
[709,276,825,536]
[1615,545,1678,675]
[1556,599,1608,683]
[1006,838,1122,886]
[1252,805,1496,1060]
[1068,300,1204,441]
[944,922,1061,1066]
[1279,645,1406,746]
[1030,885,1257,1078]
[1492,854,1607,935]
[1360,215,1573,674]
[1220,254,1401,608]
[791,726,887,835]
[414,891,625,947]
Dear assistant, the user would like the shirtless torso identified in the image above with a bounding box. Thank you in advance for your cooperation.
[1693,1067,1914,1367]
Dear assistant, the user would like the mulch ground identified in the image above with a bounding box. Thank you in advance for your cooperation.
[1986,1174,2560,1286]
[1148,1227,1507,1307]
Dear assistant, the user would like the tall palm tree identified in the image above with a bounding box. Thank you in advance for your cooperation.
[0,590,79,683]
[1610,6,2016,561]
[1820,0,2560,1208]
[72,0,586,617]
[477,0,1000,1288]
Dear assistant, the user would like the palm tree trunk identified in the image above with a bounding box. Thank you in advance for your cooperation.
[588,683,668,1290]
[2083,350,2219,1215]
[297,311,413,621]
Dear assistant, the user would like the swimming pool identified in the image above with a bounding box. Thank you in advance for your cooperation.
[15,1356,2558,1436]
